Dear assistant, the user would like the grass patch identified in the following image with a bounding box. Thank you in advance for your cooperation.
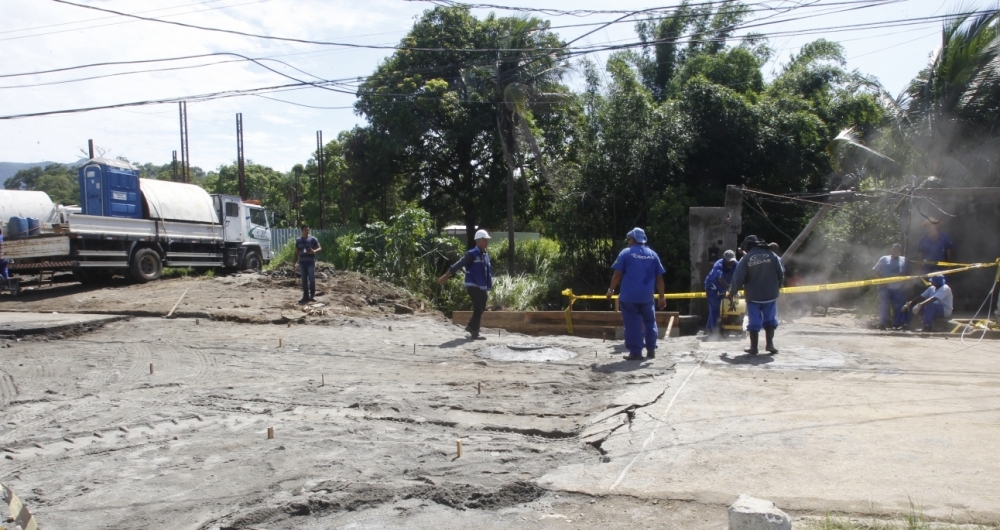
[808,512,1000,530]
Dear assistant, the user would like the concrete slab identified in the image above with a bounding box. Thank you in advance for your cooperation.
[0,312,127,336]
[540,332,1000,522]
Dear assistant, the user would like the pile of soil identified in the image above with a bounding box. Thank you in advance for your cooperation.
[260,263,433,317]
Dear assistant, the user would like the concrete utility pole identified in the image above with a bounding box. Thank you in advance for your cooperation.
[236,113,246,200]
[178,101,191,183]
[171,151,179,182]
[87,139,95,159]
[316,130,325,229]
[293,165,302,226]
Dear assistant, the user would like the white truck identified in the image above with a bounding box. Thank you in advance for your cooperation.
[2,158,273,284]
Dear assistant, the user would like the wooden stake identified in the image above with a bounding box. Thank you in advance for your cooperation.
[267,427,274,439]
[279,338,284,348]
[665,315,675,339]
[603,333,606,343]
[165,289,189,318]
[456,439,462,458]
[149,363,154,375]
[413,344,416,354]
[321,374,325,387]
[498,329,501,337]
[389,325,392,331]
[287,322,291,328]
[477,382,481,395]
[195,318,200,325]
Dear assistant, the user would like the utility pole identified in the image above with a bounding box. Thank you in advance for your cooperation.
[171,151,179,181]
[316,130,325,229]
[178,101,191,183]
[87,139,95,159]
[293,165,302,226]
[236,113,246,200]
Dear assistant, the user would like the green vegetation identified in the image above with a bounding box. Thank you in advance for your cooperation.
[809,513,999,530]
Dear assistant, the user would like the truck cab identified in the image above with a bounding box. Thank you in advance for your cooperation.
[213,195,273,270]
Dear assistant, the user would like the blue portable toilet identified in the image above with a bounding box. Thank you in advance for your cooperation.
[78,158,142,219]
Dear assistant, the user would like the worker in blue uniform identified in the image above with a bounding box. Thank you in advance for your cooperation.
[607,228,666,361]
[439,230,494,340]
[704,250,737,337]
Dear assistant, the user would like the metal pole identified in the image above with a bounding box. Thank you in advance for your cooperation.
[88,139,95,159]
[171,150,179,181]
[236,113,246,200]
[316,130,325,229]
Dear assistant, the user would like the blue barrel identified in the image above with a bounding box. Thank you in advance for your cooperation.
[26,217,40,236]
[7,217,27,238]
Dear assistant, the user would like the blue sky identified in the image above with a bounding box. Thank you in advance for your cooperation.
[0,0,975,172]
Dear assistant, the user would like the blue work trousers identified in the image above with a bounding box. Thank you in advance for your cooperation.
[746,301,778,332]
[921,299,946,328]
[878,288,907,327]
[620,301,658,356]
[705,291,722,332]
[300,261,316,299]
[0,259,8,280]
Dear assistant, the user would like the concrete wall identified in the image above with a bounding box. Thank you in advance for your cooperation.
[903,187,1000,312]
[688,186,742,319]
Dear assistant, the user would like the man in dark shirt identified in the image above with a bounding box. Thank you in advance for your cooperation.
[729,235,784,355]
[917,219,953,273]
[293,224,321,304]
[439,230,493,340]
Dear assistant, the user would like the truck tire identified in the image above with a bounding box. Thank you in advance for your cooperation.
[241,249,262,271]
[130,248,163,283]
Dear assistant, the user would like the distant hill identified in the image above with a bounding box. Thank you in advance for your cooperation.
[0,161,62,188]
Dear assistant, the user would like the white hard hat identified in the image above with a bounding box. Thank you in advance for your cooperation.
[474,229,491,240]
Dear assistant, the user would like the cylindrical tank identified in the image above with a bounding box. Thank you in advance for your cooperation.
[139,179,218,224]
[26,217,40,236]
[0,190,56,234]
[8,217,27,238]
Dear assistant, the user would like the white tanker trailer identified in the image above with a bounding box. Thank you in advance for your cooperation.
[2,158,273,284]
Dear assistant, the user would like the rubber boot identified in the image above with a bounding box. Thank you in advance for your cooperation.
[764,327,778,354]
[745,331,759,355]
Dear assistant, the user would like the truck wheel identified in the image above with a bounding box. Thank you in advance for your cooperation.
[241,250,262,271]
[130,248,163,283]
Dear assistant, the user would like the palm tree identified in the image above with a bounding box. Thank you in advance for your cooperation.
[470,15,567,273]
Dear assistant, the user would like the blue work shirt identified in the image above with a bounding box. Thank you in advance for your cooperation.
[296,236,320,263]
[918,232,953,264]
[449,246,493,290]
[872,255,909,291]
[704,259,735,294]
[611,244,666,304]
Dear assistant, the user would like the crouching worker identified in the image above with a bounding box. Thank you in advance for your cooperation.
[704,250,737,337]
[438,230,493,340]
[728,235,784,355]
[902,274,953,332]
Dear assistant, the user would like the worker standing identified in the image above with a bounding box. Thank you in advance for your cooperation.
[0,224,8,281]
[293,224,322,304]
[917,218,953,273]
[704,250,737,338]
[728,235,784,355]
[607,228,666,361]
[872,243,910,330]
[902,274,952,332]
[438,230,493,340]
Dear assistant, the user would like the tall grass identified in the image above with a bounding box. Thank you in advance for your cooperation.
[488,237,563,310]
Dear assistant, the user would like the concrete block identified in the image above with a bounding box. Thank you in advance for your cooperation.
[728,494,791,530]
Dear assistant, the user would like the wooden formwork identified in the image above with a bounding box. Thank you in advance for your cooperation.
[450,311,681,339]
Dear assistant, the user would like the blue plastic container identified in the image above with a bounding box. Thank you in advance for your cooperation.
[7,217,27,238]
[77,159,142,219]
[26,217,40,236]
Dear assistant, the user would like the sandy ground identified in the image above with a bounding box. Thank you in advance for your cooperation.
[1,277,1000,529]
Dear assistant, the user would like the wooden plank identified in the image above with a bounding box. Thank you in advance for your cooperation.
[524,311,679,324]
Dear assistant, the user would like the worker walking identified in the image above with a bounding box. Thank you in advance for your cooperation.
[438,230,493,340]
[704,250,737,337]
[293,224,322,304]
[902,274,952,332]
[872,243,910,330]
[728,235,784,355]
[607,228,666,361]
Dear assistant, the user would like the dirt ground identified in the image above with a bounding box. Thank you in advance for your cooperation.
[1,275,999,529]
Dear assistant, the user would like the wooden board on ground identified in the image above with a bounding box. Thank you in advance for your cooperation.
[451,311,682,339]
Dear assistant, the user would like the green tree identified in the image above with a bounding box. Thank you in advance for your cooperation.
[5,164,80,206]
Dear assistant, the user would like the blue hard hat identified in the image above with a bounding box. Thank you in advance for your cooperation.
[626,227,647,244]
[930,275,946,287]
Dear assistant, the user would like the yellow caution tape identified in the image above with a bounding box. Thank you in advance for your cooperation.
[1,482,39,530]
[562,260,1000,305]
